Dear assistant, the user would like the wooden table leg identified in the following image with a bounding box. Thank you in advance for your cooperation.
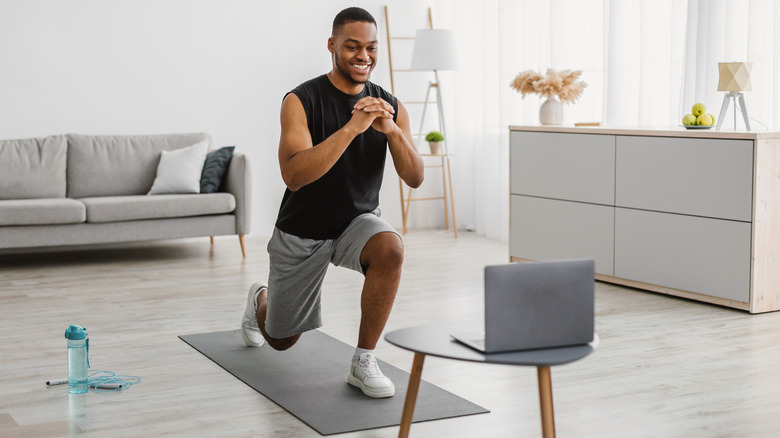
[537,366,556,438]
[398,353,426,438]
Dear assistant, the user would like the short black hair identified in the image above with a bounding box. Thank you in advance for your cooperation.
[331,7,377,37]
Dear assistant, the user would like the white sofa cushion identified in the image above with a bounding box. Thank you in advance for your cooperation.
[79,194,236,223]
[148,140,209,194]
[66,133,212,198]
[0,136,67,200]
[0,199,86,226]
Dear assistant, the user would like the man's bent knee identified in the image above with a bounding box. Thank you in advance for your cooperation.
[265,333,301,351]
[361,232,404,270]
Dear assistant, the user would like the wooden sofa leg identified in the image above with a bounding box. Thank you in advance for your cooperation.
[210,236,215,245]
[239,235,247,257]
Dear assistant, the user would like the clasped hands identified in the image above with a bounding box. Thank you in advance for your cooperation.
[350,96,397,135]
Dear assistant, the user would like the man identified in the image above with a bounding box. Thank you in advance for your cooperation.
[240,7,424,399]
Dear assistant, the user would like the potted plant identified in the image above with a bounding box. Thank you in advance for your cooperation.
[425,131,444,155]
[510,68,587,125]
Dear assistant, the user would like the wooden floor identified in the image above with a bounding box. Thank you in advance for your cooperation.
[2,230,780,437]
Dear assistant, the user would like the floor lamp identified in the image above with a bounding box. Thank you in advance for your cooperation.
[410,29,458,154]
[408,28,459,236]
[716,62,752,131]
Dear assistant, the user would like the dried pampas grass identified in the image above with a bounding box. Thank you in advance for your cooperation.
[510,68,587,103]
[509,70,543,97]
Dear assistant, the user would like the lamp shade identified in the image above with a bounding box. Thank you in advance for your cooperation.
[410,29,458,71]
[718,62,752,92]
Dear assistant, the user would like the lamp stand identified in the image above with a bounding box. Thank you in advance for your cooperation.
[716,91,751,131]
[417,75,449,156]
[409,71,458,237]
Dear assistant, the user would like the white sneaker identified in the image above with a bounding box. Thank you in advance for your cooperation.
[348,353,395,398]
[241,282,266,347]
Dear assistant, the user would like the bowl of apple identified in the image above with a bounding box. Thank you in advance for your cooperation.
[682,103,715,129]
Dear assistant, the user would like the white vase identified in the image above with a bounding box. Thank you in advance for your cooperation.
[428,141,442,155]
[539,97,564,125]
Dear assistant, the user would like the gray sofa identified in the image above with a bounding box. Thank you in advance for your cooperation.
[0,132,251,255]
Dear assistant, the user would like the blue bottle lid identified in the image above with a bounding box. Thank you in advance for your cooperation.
[65,324,88,340]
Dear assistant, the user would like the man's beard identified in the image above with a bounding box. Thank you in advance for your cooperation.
[336,57,370,85]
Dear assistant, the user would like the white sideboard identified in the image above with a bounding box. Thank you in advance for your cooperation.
[509,126,780,313]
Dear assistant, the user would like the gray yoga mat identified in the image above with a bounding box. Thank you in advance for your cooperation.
[179,329,488,436]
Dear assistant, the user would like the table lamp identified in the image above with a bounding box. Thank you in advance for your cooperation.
[715,62,752,131]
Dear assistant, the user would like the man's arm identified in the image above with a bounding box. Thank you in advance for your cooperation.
[360,99,424,188]
[278,93,392,192]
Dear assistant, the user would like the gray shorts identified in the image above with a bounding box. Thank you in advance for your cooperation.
[265,210,399,339]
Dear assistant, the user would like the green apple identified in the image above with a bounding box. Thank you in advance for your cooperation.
[697,113,714,126]
[692,103,706,116]
[682,114,697,126]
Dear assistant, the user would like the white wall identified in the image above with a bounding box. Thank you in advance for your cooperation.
[0,0,462,237]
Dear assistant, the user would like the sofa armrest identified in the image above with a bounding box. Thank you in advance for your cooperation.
[223,152,252,235]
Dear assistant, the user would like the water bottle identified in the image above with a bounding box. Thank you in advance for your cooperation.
[64,324,89,394]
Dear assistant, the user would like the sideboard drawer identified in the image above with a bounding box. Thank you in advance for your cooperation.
[511,195,614,276]
[615,208,751,302]
[616,136,754,221]
[510,132,615,205]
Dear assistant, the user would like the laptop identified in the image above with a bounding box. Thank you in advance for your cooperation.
[451,259,594,353]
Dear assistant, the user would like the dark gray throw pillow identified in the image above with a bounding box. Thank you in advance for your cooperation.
[200,146,235,193]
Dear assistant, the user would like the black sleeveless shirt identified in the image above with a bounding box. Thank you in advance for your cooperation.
[275,74,398,239]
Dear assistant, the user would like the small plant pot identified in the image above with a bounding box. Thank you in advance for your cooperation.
[428,141,443,155]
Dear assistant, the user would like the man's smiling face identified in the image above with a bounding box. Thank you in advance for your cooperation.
[329,21,378,85]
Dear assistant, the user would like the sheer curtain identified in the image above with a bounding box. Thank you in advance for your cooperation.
[432,0,779,241]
